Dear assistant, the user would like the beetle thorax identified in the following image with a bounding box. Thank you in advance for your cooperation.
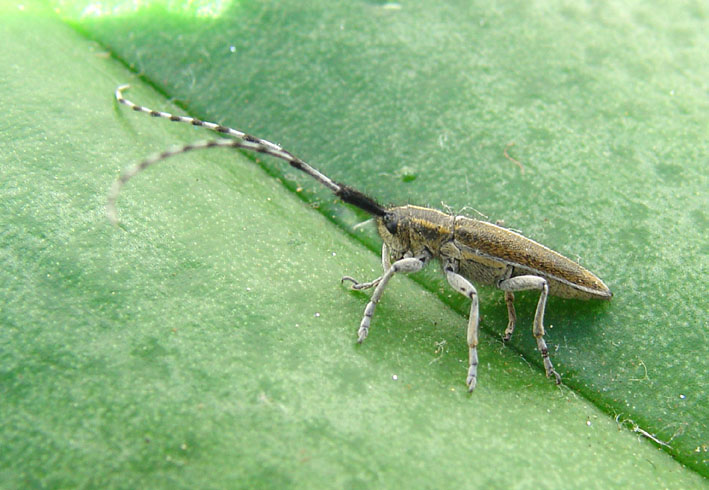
[376,205,454,260]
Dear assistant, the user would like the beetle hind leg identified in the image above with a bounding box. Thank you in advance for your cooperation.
[498,276,561,385]
[503,291,516,342]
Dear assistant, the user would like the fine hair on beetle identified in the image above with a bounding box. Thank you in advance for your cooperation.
[108,85,612,393]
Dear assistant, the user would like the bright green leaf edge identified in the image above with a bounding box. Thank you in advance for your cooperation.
[0,1,706,488]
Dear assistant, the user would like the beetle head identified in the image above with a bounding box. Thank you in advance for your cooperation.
[376,208,411,257]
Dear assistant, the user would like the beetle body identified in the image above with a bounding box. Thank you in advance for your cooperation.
[109,85,612,393]
[378,205,612,300]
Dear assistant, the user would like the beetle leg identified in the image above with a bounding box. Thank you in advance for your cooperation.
[498,276,561,385]
[503,291,517,342]
[444,261,480,392]
[356,255,425,343]
[341,276,381,291]
[341,243,391,290]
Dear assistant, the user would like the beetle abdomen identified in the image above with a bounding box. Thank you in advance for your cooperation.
[453,217,612,300]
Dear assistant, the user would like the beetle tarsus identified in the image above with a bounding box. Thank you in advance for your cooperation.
[341,275,381,290]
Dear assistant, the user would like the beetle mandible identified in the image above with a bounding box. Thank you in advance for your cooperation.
[108,85,612,392]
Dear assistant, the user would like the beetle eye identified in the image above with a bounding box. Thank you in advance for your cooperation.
[383,213,398,234]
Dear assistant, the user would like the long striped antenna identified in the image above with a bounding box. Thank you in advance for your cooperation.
[107,85,386,225]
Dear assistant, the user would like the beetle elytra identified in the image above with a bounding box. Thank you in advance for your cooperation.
[108,85,612,392]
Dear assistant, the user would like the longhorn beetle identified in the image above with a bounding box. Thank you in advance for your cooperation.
[108,85,612,392]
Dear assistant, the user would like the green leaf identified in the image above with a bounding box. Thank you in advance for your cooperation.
[1,0,706,486]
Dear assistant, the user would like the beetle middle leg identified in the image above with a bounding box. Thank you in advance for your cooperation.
[498,276,561,384]
[444,260,480,392]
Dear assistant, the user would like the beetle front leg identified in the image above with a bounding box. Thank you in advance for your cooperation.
[444,262,480,392]
[341,243,392,290]
[498,276,561,385]
[356,255,425,343]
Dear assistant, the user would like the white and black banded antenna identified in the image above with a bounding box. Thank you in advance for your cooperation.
[107,84,386,225]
